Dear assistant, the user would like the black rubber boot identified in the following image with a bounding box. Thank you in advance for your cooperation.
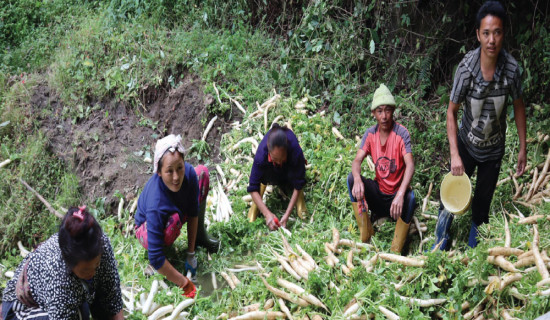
[195,201,220,253]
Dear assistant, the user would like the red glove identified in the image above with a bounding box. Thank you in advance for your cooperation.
[273,217,281,227]
[181,279,196,298]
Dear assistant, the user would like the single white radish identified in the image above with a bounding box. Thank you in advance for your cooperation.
[332,127,345,140]
[278,298,293,320]
[500,273,523,290]
[397,295,447,307]
[142,280,159,315]
[242,303,260,313]
[347,250,355,270]
[216,164,227,186]
[220,271,236,290]
[487,256,519,273]
[532,225,549,279]
[332,228,340,250]
[148,305,173,320]
[228,311,285,320]
[338,239,371,250]
[0,159,11,168]
[378,253,425,267]
[166,299,195,320]
[536,278,550,288]
[343,301,360,317]
[211,272,218,290]
[17,241,30,258]
[295,244,317,270]
[117,197,124,221]
[230,272,241,286]
[263,298,274,310]
[129,197,138,214]
[202,116,218,141]
[379,306,399,320]
[503,214,511,248]
[488,247,524,256]
[226,266,261,273]
[517,215,545,224]
[231,137,259,153]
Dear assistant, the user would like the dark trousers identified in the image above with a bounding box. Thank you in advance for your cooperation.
[456,137,502,225]
[347,173,416,224]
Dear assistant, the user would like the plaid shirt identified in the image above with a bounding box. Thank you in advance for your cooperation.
[450,47,523,162]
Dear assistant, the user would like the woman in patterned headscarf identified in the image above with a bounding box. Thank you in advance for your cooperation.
[1,206,123,320]
[134,134,218,298]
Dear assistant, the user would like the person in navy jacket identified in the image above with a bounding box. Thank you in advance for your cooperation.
[134,134,218,298]
[247,123,307,230]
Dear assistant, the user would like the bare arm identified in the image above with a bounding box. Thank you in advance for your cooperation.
[513,97,527,176]
[157,259,190,288]
[186,216,197,252]
[390,152,415,220]
[280,189,299,227]
[447,100,464,176]
[351,149,367,201]
[250,190,278,230]
[110,310,124,320]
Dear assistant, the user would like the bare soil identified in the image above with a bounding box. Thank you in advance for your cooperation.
[32,73,237,210]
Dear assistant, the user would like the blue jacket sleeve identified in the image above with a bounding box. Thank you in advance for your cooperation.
[247,158,263,193]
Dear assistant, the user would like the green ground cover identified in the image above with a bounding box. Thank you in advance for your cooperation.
[1,0,550,318]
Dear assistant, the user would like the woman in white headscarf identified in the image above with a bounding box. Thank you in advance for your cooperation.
[134,134,218,298]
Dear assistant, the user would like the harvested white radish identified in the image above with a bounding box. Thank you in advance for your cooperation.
[148,305,173,320]
[142,280,159,315]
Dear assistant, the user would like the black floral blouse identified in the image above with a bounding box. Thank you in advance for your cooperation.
[2,233,123,320]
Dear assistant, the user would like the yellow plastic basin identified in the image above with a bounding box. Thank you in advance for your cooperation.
[440,172,472,215]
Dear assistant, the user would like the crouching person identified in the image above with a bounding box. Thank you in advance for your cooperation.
[347,84,416,254]
[247,123,307,230]
[135,134,219,299]
[1,206,123,320]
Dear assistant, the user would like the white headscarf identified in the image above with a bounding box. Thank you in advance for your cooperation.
[153,134,185,173]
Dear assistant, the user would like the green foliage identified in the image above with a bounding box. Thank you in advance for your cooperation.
[188,139,210,162]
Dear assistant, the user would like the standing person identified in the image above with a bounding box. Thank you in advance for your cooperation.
[1,206,123,320]
[347,84,416,253]
[433,1,526,250]
[247,123,307,230]
[134,134,219,298]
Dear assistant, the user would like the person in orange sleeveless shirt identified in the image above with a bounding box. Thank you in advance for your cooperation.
[347,84,416,254]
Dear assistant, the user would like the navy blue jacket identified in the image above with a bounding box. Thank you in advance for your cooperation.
[135,162,198,269]
[247,128,306,193]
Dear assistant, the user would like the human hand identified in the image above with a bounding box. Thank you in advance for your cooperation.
[450,154,464,176]
[280,212,290,228]
[390,191,404,220]
[352,178,365,202]
[266,213,280,231]
[181,277,196,298]
[516,149,526,176]
[185,251,197,277]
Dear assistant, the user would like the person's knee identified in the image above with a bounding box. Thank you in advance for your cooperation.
[402,190,416,223]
